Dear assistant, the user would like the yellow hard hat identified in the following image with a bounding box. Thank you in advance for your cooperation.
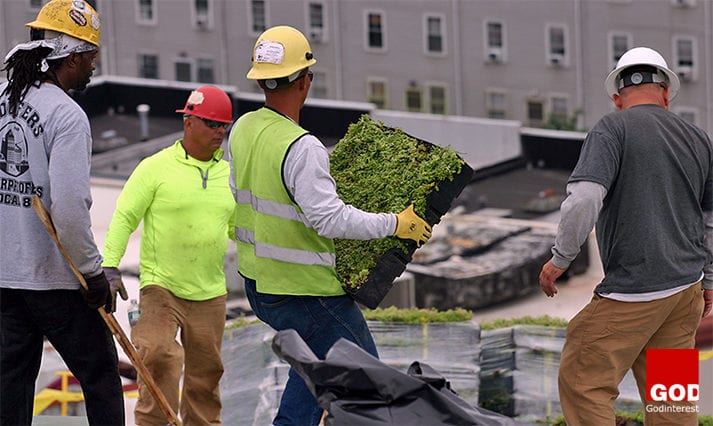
[247,25,316,81]
[26,0,101,47]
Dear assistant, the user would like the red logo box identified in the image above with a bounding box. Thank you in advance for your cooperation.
[646,348,699,402]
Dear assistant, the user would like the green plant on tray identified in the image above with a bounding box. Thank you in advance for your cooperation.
[330,114,466,290]
[479,315,569,330]
[363,306,473,323]
[224,314,260,330]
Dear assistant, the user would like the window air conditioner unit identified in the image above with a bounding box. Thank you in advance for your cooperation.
[487,48,502,63]
[549,53,565,66]
[309,29,323,43]
[677,65,693,81]
[196,15,209,30]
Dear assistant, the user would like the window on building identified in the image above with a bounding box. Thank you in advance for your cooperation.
[547,25,567,66]
[366,11,384,49]
[367,79,387,109]
[527,100,544,126]
[197,59,215,83]
[486,90,507,119]
[138,0,155,22]
[429,85,446,115]
[29,0,43,10]
[405,87,423,112]
[485,21,504,62]
[308,2,325,42]
[309,70,327,99]
[675,37,695,81]
[195,0,209,17]
[610,33,630,67]
[251,0,266,34]
[425,15,444,54]
[550,96,569,121]
[138,54,159,79]
[676,108,697,124]
[175,61,191,82]
[486,22,503,49]
[676,38,694,67]
[194,0,210,28]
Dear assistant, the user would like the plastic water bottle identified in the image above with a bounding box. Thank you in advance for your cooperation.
[128,299,140,326]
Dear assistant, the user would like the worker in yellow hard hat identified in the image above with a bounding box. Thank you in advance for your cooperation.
[5,0,101,96]
[0,2,124,425]
[229,25,432,425]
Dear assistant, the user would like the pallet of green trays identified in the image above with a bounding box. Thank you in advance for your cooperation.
[330,115,474,308]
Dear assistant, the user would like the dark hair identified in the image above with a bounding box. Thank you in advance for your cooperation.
[1,46,58,117]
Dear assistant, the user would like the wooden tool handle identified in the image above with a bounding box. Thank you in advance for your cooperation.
[32,196,182,426]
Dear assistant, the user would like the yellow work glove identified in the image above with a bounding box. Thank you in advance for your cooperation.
[394,204,432,248]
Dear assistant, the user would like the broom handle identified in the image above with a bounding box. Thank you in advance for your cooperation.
[32,196,181,426]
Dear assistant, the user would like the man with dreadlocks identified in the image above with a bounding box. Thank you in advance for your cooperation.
[0,1,125,425]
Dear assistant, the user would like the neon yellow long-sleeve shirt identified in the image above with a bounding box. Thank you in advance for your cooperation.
[103,141,235,301]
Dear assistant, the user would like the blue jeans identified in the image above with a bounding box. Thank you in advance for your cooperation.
[244,277,378,426]
[0,288,124,426]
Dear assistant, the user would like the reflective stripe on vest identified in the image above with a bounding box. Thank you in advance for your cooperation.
[235,189,312,228]
[234,227,336,267]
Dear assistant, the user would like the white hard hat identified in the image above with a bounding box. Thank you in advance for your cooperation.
[604,47,680,100]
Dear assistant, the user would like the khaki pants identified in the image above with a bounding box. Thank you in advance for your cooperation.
[132,285,226,426]
[558,282,704,426]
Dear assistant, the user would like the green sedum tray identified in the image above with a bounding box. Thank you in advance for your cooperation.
[330,115,473,308]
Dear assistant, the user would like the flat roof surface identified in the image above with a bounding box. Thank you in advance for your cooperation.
[90,113,183,154]
[455,167,571,220]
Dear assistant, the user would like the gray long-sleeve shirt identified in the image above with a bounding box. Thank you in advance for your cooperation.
[0,82,103,290]
[551,181,606,269]
[283,134,397,239]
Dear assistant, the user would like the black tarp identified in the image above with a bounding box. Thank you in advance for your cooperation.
[271,329,516,425]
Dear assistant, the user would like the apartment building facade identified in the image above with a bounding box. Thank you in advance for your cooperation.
[1,0,711,133]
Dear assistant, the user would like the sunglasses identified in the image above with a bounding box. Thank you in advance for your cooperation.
[185,114,231,130]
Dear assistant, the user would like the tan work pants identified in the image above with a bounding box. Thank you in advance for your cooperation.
[132,285,227,426]
[558,282,704,426]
